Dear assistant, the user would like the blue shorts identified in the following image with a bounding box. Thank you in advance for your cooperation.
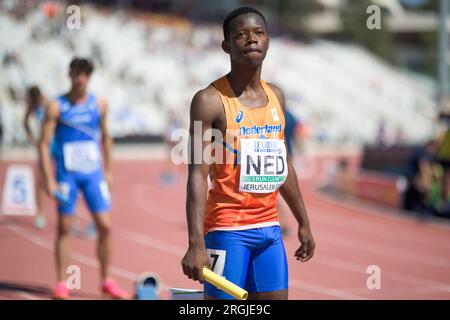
[56,170,111,215]
[204,225,288,299]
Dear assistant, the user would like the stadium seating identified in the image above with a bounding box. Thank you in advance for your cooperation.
[0,5,437,146]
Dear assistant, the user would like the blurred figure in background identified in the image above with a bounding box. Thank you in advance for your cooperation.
[402,139,439,216]
[0,102,3,160]
[433,122,450,218]
[161,108,183,184]
[278,108,303,235]
[376,118,388,147]
[39,58,128,299]
[23,86,50,229]
[284,108,303,156]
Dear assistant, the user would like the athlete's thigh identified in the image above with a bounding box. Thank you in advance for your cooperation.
[247,289,288,300]
[91,211,111,231]
[80,171,111,214]
[245,226,288,296]
[204,230,252,300]
[56,173,78,215]
[56,213,76,234]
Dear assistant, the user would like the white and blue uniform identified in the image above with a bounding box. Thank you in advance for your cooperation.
[34,104,46,123]
[53,93,110,215]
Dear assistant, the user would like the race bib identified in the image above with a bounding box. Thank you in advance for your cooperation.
[63,141,100,173]
[239,139,288,193]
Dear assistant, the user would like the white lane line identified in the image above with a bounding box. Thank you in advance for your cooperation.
[318,232,450,268]
[289,279,369,300]
[4,223,173,295]
[125,184,450,299]
[121,228,369,300]
[311,211,450,252]
[130,187,450,278]
[313,187,450,232]
[131,183,182,223]
[328,286,449,296]
[122,226,450,299]
[17,292,40,300]
[130,178,450,268]
[121,229,185,256]
[319,257,450,293]
[6,224,52,250]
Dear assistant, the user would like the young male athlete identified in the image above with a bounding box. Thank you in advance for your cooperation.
[23,86,50,229]
[39,58,128,299]
[182,7,315,300]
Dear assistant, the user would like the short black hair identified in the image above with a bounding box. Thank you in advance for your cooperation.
[69,57,94,75]
[27,85,41,101]
[223,6,267,41]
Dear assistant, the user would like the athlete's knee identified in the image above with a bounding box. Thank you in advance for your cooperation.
[57,216,73,236]
[97,224,111,238]
[248,289,288,300]
[95,214,111,237]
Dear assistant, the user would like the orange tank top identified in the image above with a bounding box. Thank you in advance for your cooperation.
[204,76,287,234]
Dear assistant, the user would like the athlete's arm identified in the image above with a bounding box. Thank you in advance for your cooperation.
[182,86,222,283]
[38,101,59,196]
[99,97,113,189]
[268,83,316,263]
[23,104,37,146]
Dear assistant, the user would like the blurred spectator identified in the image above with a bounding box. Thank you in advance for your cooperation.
[23,86,47,145]
[395,127,406,145]
[284,108,303,155]
[433,124,450,218]
[0,102,3,157]
[423,162,444,215]
[402,139,439,215]
[160,109,183,184]
[334,158,352,195]
[0,4,437,145]
[23,85,50,229]
[279,108,303,235]
[41,1,61,19]
[376,118,387,147]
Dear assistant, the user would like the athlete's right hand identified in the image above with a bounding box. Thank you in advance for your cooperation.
[45,179,58,197]
[181,245,211,284]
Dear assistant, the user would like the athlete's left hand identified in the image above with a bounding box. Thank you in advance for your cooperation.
[295,225,315,262]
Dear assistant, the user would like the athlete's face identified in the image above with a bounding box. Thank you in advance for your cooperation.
[69,70,90,92]
[222,13,269,68]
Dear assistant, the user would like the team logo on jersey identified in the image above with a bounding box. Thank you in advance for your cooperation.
[271,108,280,122]
[235,111,244,123]
[60,102,70,113]
[239,124,282,136]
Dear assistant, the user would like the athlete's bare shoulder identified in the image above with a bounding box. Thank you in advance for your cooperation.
[45,99,60,119]
[190,84,223,124]
[266,82,286,112]
[96,96,108,115]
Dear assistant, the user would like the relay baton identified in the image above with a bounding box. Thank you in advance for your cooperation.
[203,268,248,300]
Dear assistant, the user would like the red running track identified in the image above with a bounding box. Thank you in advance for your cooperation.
[0,157,449,300]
